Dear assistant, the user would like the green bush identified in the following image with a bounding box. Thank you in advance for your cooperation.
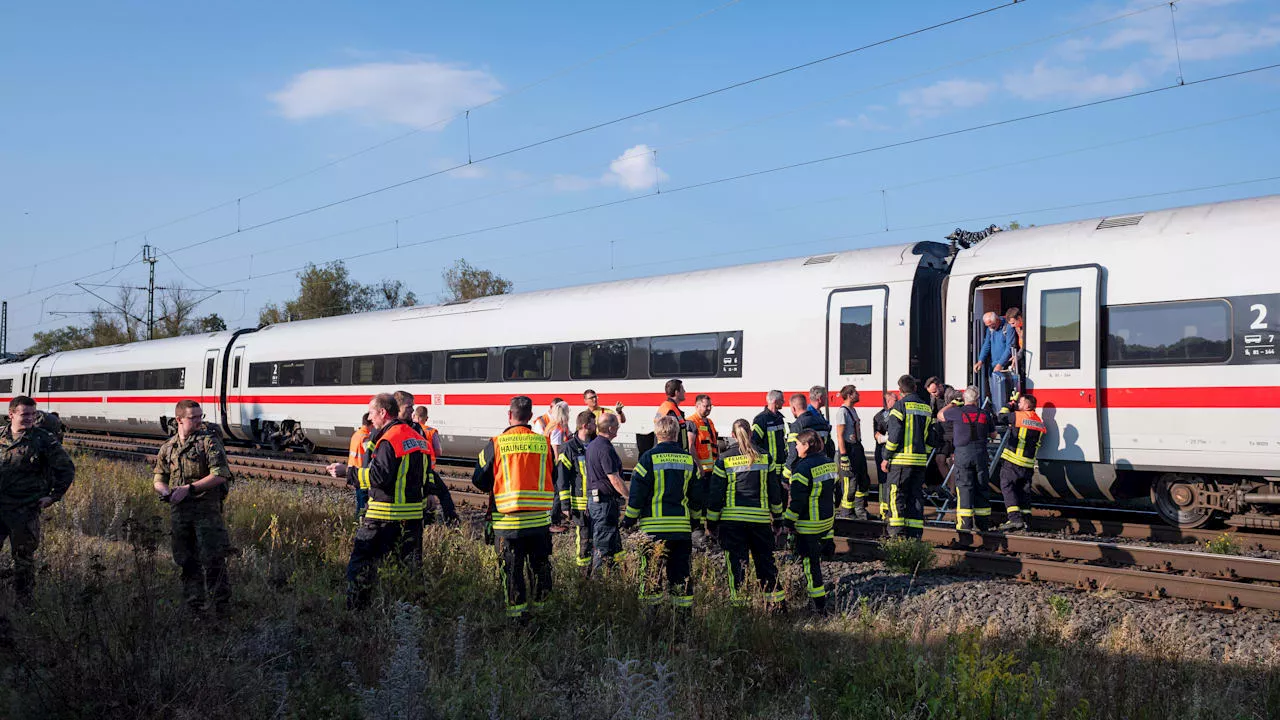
[1203,533,1243,556]
[880,536,937,574]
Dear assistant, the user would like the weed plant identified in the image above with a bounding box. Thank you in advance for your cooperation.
[1203,533,1243,556]
[880,536,937,575]
[0,453,1275,719]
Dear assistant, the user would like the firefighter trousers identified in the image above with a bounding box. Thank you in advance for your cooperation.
[792,532,828,611]
[637,534,693,609]
[346,517,423,609]
[1000,463,1034,523]
[497,530,553,619]
[885,465,926,538]
[839,442,870,516]
[952,447,991,531]
[571,509,594,571]
[719,522,781,606]
[588,496,623,573]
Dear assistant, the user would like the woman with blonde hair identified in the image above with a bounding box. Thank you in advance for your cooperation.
[545,400,571,457]
[706,418,786,610]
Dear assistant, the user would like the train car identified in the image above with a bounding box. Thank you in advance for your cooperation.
[3,331,251,438]
[227,240,949,462]
[945,194,1280,528]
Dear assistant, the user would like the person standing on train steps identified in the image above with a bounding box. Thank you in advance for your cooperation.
[471,396,557,622]
[345,394,430,609]
[411,406,443,459]
[974,311,1018,410]
[834,385,870,521]
[621,415,699,616]
[881,375,934,539]
[585,411,628,573]
[751,390,787,463]
[153,399,231,612]
[394,391,458,527]
[943,386,996,532]
[781,429,837,614]
[584,389,626,425]
[655,379,688,451]
[707,419,785,610]
[533,398,566,436]
[328,413,373,517]
[556,410,597,574]
[685,394,719,547]
[996,394,1046,532]
[1,396,75,604]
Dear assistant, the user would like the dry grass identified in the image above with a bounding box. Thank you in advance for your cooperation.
[0,452,1275,719]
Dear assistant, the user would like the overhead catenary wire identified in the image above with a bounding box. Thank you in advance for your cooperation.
[189,61,1280,291]
[5,0,748,276]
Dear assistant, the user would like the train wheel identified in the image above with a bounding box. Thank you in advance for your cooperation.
[1150,474,1217,529]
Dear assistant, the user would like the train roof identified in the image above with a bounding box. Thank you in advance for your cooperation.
[30,331,239,372]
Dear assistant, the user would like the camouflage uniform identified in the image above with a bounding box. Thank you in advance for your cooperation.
[154,429,233,609]
[0,425,75,599]
[36,411,64,444]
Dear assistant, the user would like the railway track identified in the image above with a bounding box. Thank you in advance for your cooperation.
[65,433,1280,611]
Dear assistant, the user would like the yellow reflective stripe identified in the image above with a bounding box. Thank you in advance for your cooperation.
[365,500,424,520]
[491,510,551,530]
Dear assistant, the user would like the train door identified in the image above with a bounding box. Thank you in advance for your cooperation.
[201,349,220,426]
[1023,266,1102,463]
[826,287,887,443]
[226,346,247,440]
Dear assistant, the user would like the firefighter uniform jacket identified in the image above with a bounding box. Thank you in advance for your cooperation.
[707,446,783,525]
[624,440,699,539]
[884,392,936,468]
[786,407,834,468]
[685,412,719,474]
[1000,410,1046,468]
[354,421,428,521]
[555,433,591,512]
[750,407,787,464]
[472,425,556,537]
[655,400,689,451]
[783,454,837,537]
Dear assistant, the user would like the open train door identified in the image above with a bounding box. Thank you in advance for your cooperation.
[826,286,887,445]
[1024,266,1101,463]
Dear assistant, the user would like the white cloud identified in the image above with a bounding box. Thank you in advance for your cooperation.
[271,61,502,128]
[830,113,889,131]
[551,174,598,192]
[601,144,668,191]
[1003,62,1147,101]
[897,79,995,117]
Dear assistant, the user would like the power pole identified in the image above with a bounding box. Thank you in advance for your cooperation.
[142,244,158,340]
[1,301,7,355]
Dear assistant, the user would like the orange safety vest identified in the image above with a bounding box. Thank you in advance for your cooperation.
[686,412,719,473]
[536,413,551,430]
[655,399,688,450]
[364,422,428,521]
[488,426,556,517]
[420,425,439,457]
[1001,410,1046,469]
[348,426,370,468]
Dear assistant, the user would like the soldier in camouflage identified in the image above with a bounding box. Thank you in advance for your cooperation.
[153,399,233,611]
[0,396,75,601]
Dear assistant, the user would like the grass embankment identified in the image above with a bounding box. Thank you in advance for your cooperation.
[0,453,1276,719]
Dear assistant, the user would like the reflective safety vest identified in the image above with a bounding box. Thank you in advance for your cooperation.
[1001,410,1046,468]
[536,413,551,431]
[556,435,591,511]
[348,426,374,490]
[364,422,428,521]
[784,454,837,536]
[751,408,786,463]
[885,393,935,467]
[483,427,556,530]
[420,425,439,457]
[686,412,719,473]
[624,441,697,536]
[655,400,688,450]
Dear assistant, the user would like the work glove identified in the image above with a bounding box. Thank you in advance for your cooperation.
[620,514,638,531]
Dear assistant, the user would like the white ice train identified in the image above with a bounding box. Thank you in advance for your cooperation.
[2,194,1276,528]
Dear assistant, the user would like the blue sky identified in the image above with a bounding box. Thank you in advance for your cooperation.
[2,0,1278,349]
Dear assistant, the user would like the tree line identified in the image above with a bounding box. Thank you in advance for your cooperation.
[25,258,511,355]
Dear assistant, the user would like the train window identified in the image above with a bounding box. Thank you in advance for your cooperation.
[161,368,185,390]
[232,357,241,388]
[125,371,141,391]
[39,377,50,392]
[1105,299,1231,366]
[248,362,276,387]
[649,334,718,377]
[278,361,307,387]
[142,370,160,390]
[446,350,489,383]
[90,373,109,391]
[205,359,216,390]
[570,340,628,380]
[0,379,10,394]
[314,358,344,385]
[1041,288,1081,370]
[839,305,873,375]
[503,346,552,381]
[109,373,123,391]
[395,353,433,384]
[353,356,384,385]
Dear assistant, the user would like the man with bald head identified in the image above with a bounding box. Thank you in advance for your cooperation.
[973,310,1018,409]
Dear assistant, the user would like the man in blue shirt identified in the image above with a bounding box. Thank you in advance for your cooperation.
[585,412,627,574]
[973,311,1018,412]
